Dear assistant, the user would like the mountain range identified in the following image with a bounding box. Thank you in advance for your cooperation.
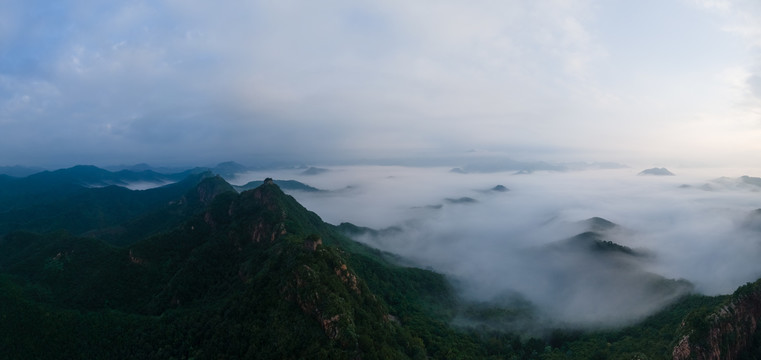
[1,165,761,358]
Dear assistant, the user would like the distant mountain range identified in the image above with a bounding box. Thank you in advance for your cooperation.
[300,166,330,176]
[679,175,761,192]
[1,166,761,358]
[1,161,263,180]
[450,159,627,174]
[0,165,322,243]
[106,161,251,179]
[713,175,761,189]
[233,179,322,193]
[0,165,45,177]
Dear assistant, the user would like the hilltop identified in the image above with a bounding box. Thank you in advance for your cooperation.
[638,167,675,176]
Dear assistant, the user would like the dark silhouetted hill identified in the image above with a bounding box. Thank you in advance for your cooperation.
[234,179,322,193]
[638,167,675,176]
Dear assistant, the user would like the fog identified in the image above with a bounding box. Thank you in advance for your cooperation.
[232,166,761,328]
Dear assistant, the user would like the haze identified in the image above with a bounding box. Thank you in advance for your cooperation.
[2,1,761,167]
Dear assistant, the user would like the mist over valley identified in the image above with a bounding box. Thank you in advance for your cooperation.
[233,165,761,327]
[2,162,761,358]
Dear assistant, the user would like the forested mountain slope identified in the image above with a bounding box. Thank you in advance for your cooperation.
[1,174,761,359]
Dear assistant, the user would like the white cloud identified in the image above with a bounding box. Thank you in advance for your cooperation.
[235,165,761,327]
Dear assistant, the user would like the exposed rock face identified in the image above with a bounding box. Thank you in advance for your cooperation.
[287,257,361,348]
[128,249,144,265]
[673,335,692,359]
[248,219,286,243]
[334,263,361,295]
[673,281,761,360]
[304,235,322,251]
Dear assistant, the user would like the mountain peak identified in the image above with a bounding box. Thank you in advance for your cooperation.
[560,231,640,257]
[638,167,675,176]
[491,184,509,192]
[584,217,617,232]
[301,166,329,176]
[233,179,322,193]
[186,173,236,207]
[211,161,249,178]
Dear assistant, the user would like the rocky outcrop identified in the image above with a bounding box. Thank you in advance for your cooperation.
[280,236,393,353]
[287,260,360,348]
[248,219,286,243]
[128,249,144,265]
[304,234,322,251]
[673,280,761,360]
[334,263,361,295]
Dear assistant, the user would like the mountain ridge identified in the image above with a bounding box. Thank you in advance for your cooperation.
[0,177,470,358]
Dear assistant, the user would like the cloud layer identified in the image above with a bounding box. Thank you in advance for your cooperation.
[234,165,761,327]
[2,1,761,166]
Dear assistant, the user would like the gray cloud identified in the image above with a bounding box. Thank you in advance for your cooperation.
[2,1,761,167]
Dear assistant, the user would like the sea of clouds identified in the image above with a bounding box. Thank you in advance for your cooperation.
[232,165,761,328]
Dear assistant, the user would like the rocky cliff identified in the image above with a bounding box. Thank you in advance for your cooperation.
[673,279,761,360]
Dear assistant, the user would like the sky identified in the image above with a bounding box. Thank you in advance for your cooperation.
[2,0,761,167]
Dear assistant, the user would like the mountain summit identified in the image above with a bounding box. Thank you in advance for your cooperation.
[0,177,461,358]
[638,167,675,176]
